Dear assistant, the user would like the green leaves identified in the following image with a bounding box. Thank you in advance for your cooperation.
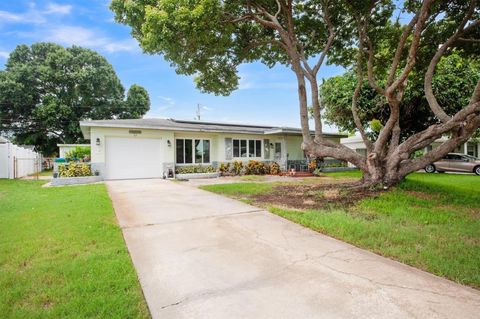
[321,52,480,138]
[109,0,353,95]
[0,43,151,155]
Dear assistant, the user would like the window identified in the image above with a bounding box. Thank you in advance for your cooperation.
[255,140,261,157]
[176,139,210,164]
[232,139,262,158]
[241,140,247,157]
[203,140,210,163]
[176,139,184,164]
[233,139,239,157]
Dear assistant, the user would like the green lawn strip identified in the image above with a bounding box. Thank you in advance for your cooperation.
[202,174,480,288]
[322,170,363,179]
[0,180,150,319]
[200,182,274,196]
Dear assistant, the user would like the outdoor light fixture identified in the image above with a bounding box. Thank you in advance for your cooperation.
[167,140,172,147]
[96,138,101,146]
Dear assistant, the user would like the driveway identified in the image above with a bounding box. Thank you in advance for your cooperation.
[107,179,480,319]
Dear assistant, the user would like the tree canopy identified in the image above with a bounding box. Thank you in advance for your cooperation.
[0,42,150,155]
[321,52,480,138]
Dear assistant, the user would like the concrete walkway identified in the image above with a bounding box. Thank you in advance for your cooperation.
[107,179,480,319]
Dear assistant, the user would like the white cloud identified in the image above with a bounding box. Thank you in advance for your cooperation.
[44,3,73,15]
[0,2,72,26]
[0,51,10,59]
[0,11,23,22]
[103,39,138,53]
[145,96,176,118]
[45,26,139,53]
[238,74,295,90]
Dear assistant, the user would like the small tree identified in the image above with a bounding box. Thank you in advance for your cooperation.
[110,0,480,186]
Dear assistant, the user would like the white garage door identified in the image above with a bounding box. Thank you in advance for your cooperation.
[105,137,164,180]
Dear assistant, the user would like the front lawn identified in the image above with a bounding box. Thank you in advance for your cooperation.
[201,172,480,288]
[0,180,149,318]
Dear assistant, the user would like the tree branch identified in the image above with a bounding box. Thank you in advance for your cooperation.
[386,11,420,86]
[425,0,479,123]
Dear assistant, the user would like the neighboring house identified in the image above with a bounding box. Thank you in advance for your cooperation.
[57,144,91,158]
[341,135,480,166]
[79,118,346,180]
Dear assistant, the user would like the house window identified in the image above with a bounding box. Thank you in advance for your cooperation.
[176,139,210,164]
[232,139,262,158]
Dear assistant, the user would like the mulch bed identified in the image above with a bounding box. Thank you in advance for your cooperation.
[250,182,381,210]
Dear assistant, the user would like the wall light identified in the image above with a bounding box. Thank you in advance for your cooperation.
[96,138,101,146]
[167,140,172,147]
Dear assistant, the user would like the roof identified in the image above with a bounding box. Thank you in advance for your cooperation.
[80,118,347,139]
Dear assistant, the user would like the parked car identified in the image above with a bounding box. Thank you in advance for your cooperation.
[425,153,480,175]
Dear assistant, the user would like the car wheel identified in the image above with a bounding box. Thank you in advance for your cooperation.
[474,166,480,176]
[425,164,436,173]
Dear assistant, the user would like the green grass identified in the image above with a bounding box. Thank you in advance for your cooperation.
[322,170,363,179]
[239,175,267,182]
[0,180,150,318]
[201,182,274,196]
[202,173,480,288]
[38,169,53,177]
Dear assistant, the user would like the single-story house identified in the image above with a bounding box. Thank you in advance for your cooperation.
[57,144,91,158]
[341,135,480,164]
[79,118,346,180]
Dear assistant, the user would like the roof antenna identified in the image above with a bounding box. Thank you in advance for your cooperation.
[196,103,201,121]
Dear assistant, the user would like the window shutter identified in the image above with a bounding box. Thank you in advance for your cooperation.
[225,138,233,160]
[264,139,270,159]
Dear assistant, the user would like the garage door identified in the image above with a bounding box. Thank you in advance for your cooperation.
[105,137,164,180]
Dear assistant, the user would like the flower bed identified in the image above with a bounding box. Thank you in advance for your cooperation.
[219,161,281,176]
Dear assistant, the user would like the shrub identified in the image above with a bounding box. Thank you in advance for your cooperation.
[270,162,281,175]
[231,161,243,175]
[65,146,91,161]
[245,160,268,175]
[175,165,217,174]
[219,163,230,175]
[308,159,317,172]
[58,162,92,177]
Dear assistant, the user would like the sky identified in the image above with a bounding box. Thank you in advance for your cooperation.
[0,0,347,131]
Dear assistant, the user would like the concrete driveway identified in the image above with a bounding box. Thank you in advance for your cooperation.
[107,179,480,319]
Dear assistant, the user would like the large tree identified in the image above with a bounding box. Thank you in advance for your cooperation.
[321,52,480,138]
[0,42,151,155]
[110,0,480,186]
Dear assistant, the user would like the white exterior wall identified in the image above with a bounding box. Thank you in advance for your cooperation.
[0,143,42,179]
[88,127,294,175]
[90,127,174,177]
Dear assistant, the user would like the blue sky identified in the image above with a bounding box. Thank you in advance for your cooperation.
[0,0,347,130]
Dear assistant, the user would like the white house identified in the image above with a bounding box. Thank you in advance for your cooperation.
[79,118,346,180]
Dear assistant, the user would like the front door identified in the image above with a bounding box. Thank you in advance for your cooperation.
[274,142,282,161]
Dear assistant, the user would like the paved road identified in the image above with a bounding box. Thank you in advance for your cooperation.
[107,179,480,319]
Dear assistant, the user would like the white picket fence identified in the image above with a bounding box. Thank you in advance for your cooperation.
[0,142,42,179]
